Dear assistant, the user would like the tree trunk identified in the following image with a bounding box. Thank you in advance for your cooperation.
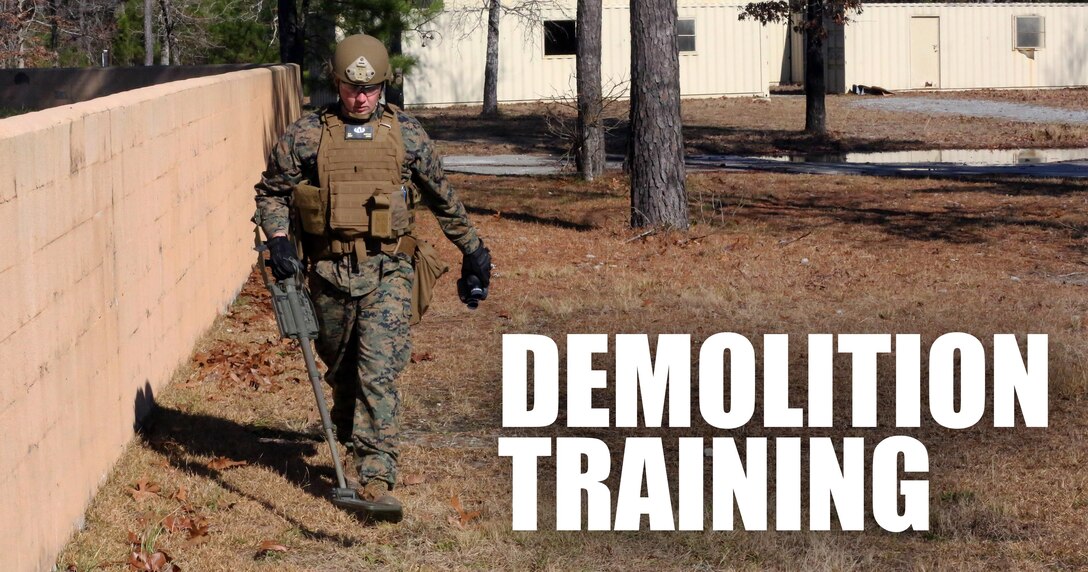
[386,22,405,107]
[143,0,153,65]
[576,0,604,181]
[48,0,58,64]
[481,0,500,116]
[803,0,826,135]
[158,0,170,65]
[17,0,27,68]
[278,0,303,66]
[158,0,180,65]
[629,0,687,228]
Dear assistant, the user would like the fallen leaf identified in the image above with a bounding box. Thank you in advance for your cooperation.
[186,516,210,545]
[146,551,169,571]
[206,457,247,470]
[410,352,435,363]
[66,564,78,571]
[162,515,190,533]
[497,311,511,319]
[172,486,188,503]
[127,479,161,502]
[449,494,481,528]
[256,540,289,556]
[401,472,425,486]
[127,531,141,546]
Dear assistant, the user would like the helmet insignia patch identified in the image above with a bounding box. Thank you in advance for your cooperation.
[346,56,376,83]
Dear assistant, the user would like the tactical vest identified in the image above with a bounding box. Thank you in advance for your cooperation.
[294,105,417,259]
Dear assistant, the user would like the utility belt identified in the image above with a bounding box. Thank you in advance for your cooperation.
[302,233,417,261]
[300,230,447,325]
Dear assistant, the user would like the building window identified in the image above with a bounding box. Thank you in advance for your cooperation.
[1014,15,1044,50]
[677,19,696,52]
[544,20,577,56]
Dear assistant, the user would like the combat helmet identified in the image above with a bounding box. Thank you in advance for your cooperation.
[332,34,393,86]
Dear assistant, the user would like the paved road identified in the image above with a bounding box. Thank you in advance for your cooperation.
[443,153,1088,178]
[850,97,1088,125]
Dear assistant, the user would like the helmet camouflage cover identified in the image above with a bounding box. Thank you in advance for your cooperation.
[332,34,393,86]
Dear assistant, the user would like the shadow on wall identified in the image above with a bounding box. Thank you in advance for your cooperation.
[0,64,272,113]
[134,382,157,433]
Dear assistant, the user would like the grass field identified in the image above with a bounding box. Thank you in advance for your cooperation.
[57,91,1088,571]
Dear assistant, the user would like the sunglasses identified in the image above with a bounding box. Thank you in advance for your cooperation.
[340,82,383,96]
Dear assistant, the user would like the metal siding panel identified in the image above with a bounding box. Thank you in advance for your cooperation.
[845,4,1088,92]
[765,21,790,84]
[1037,6,1088,86]
[404,9,488,106]
[603,5,632,98]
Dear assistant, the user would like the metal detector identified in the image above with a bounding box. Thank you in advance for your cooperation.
[256,245,403,523]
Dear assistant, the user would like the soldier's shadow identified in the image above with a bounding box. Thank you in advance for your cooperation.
[137,387,375,541]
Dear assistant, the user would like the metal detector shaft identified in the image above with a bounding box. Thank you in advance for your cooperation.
[282,278,350,492]
[255,243,351,492]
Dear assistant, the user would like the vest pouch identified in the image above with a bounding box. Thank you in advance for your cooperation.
[369,192,394,239]
[293,183,327,235]
[390,186,412,234]
[329,181,377,238]
[410,238,449,325]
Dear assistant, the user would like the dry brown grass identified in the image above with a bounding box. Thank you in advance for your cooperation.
[57,96,1088,571]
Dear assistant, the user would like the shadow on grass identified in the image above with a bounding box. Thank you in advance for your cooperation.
[417,105,939,158]
[135,387,373,544]
[694,174,1088,249]
[464,205,597,232]
[683,125,931,157]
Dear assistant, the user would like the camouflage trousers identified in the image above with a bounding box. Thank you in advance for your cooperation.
[308,255,413,488]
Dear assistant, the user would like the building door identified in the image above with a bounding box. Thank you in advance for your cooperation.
[910,17,940,89]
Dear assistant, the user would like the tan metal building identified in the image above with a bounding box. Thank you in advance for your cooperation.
[827,3,1088,92]
[402,1,1088,106]
[403,0,791,106]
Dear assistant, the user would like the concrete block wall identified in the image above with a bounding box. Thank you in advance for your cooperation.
[0,64,301,572]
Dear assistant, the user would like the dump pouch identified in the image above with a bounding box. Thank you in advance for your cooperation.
[410,238,449,325]
[293,184,327,235]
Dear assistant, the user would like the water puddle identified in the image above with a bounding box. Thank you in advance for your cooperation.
[758,147,1088,166]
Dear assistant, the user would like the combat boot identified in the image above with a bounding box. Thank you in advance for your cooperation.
[359,480,403,523]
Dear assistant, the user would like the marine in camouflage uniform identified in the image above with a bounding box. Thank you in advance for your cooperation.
[254,34,491,518]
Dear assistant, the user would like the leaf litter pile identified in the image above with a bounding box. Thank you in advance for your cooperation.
[59,96,1088,570]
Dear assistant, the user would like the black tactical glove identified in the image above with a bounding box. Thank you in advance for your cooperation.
[462,242,491,288]
[266,236,302,281]
[458,242,491,308]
